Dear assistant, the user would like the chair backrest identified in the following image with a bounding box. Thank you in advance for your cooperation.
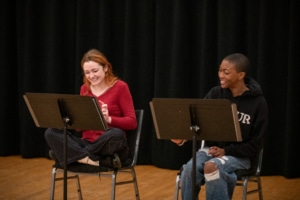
[255,148,263,176]
[125,109,144,167]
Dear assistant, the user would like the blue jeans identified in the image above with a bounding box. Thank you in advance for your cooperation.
[180,147,250,200]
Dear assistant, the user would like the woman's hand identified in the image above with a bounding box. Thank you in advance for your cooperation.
[101,104,111,124]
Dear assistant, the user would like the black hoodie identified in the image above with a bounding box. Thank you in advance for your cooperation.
[204,76,268,165]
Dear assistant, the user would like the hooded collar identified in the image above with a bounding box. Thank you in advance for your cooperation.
[244,76,263,97]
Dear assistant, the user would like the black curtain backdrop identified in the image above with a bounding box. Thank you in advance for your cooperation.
[1,0,299,178]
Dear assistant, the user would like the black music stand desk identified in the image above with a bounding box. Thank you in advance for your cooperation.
[23,92,108,200]
[150,98,242,200]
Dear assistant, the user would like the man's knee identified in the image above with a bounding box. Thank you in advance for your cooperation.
[204,161,220,181]
[180,162,194,181]
[204,161,217,173]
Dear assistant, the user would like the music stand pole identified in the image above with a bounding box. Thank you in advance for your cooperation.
[62,120,69,200]
[189,105,200,200]
[58,99,72,200]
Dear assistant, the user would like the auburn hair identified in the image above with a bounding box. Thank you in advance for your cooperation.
[81,49,118,90]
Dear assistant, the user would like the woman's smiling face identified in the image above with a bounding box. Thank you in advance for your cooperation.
[83,60,107,86]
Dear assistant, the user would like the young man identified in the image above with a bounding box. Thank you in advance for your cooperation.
[172,53,268,200]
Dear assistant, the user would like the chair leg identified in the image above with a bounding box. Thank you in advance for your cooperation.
[174,174,180,200]
[174,174,262,200]
[243,176,263,200]
[130,168,140,200]
[109,168,140,200]
[74,174,83,200]
[257,176,263,200]
[111,172,117,200]
[50,167,83,200]
[50,167,57,200]
[174,169,263,200]
[242,177,249,200]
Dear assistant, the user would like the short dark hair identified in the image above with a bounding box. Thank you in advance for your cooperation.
[223,53,249,74]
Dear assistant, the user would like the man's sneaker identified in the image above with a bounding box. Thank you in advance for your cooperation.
[100,153,122,169]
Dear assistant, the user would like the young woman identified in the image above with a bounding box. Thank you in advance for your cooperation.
[45,49,137,169]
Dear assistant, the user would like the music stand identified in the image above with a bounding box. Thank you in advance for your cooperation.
[149,98,242,200]
[23,92,108,200]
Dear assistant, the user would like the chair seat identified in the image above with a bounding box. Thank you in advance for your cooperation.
[235,154,260,179]
[235,166,257,179]
[53,158,133,173]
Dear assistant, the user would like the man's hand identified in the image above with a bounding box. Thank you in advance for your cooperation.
[208,146,225,157]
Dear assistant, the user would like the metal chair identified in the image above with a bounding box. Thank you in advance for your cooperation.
[174,148,264,200]
[50,109,144,200]
[235,149,264,200]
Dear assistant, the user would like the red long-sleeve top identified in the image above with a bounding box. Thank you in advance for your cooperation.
[80,80,137,142]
